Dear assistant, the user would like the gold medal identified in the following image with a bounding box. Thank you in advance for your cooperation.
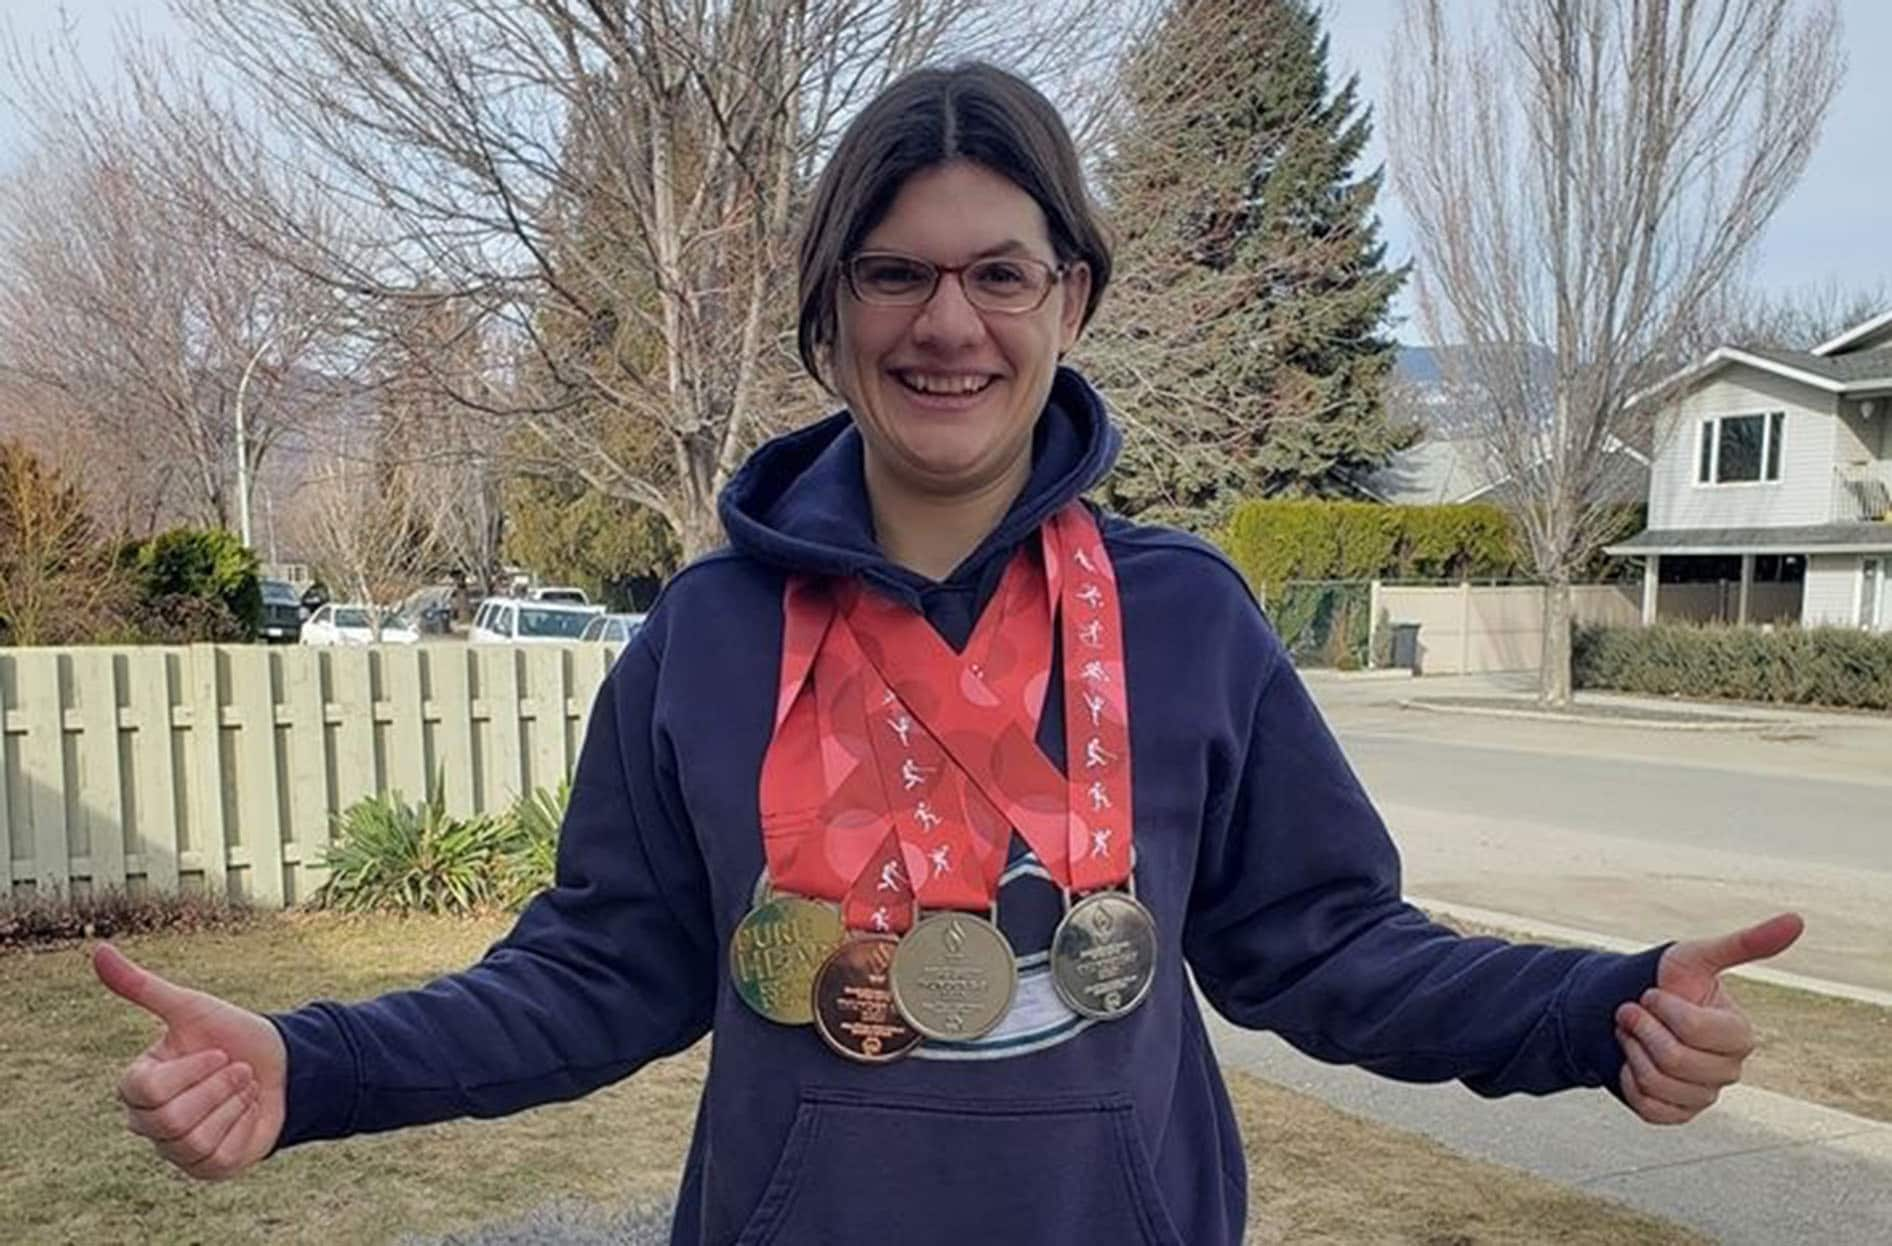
[889,911,1018,1040]
[1050,890,1158,1020]
[811,935,923,1063]
[730,894,844,1026]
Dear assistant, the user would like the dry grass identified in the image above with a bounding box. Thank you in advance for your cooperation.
[1732,977,1892,1124]
[3,913,1700,1245]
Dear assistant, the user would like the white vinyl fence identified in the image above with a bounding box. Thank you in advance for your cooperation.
[0,643,620,907]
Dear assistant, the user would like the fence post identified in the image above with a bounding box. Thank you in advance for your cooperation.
[1458,581,1473,676]
[1367,580,1382,668]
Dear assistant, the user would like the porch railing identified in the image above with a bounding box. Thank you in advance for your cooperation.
[1833,463,1892,524]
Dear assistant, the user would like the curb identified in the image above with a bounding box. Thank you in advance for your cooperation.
[1399,698,1782,732]
[1410,895,1892,1009]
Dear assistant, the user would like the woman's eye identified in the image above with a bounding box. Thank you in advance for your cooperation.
[861,259,929,287]
[973,262,1028,287]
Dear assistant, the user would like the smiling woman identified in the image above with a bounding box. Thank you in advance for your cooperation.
[94,59,1800,1246]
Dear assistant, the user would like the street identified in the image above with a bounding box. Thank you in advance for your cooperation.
[1304,672,1892,993]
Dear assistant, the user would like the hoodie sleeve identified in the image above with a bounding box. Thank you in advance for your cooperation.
[269,642,718,1147]
[1182,629,1662,1099]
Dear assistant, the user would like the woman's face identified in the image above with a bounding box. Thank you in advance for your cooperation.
[832,160,1091,503]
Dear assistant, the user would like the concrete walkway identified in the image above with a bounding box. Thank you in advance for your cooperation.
[1208,1016,1892,1245]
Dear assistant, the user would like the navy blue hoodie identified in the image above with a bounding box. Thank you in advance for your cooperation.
[270,368,1662,1244]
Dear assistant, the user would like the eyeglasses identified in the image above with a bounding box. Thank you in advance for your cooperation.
[843,251,1066,314]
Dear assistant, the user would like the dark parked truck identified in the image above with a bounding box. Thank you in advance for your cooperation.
[260,579,305,643]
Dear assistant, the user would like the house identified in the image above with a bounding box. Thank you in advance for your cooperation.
[1606,311,1892,631]
[1358,346,1650,508]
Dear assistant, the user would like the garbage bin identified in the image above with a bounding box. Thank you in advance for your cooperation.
[1390,622,1422,674]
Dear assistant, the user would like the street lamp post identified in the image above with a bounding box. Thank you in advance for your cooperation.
[233,337,272,552]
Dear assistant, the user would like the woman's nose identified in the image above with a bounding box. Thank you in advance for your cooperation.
[910,272,988,348]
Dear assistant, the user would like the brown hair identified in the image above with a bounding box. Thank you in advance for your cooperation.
[796,62,1112,388]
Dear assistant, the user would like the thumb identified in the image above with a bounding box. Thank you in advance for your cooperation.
[1672,912,1805,976]
[92,942,196,1023]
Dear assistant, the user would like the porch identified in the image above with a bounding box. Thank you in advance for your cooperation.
[1606,525,1892,632]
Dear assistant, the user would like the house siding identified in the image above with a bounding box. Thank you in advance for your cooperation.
[1650,365,1836,530]
[1803,554,1864,627]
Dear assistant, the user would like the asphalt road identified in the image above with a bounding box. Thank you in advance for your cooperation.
[1340,730,1890,875]
[1303,674,1892,993]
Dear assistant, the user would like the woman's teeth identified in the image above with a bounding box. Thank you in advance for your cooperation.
[897,372,994,395]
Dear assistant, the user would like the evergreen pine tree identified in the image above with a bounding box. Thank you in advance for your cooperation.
[1085,0,1410,524]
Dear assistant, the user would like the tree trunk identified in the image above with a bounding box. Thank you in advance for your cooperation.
[1539,576,1574,708]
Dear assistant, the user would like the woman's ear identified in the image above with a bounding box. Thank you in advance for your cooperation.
[1058,262,1093,354]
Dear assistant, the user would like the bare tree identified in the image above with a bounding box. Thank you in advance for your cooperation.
[47,0,1115,562]
[300,442,450,643]
[0,103,349,537]
[1683,277,1892,358]
[1387,0,1843,704]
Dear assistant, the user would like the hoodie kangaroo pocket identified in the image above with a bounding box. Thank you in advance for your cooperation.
[734,1087,1185,1246]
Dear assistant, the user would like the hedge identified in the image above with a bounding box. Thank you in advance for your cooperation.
[1219,499,1521,592]
[1572,623,1892,712]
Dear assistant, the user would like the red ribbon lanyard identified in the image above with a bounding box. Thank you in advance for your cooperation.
[758,502,1133,920]
[839,503,1133,894]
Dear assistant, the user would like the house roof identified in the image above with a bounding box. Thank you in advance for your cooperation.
[1606,524,1892,556]
[1359,436,1501,505]
[1813,310,1892,357]
[1737,344,1892,384]
[1631,344,1892,407]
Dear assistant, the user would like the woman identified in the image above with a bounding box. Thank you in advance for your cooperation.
[97,63,1797,1245]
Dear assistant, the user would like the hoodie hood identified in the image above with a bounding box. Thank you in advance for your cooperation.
[718,366,1120,596]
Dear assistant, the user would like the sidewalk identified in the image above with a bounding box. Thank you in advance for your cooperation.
[1208,1016,1892,1246]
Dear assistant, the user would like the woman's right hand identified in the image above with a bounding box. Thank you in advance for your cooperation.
[93,943,287,1179]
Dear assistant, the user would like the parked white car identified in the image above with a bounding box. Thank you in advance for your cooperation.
[526,585,591,605]
[469,597,603,644]
[299,604,420,646]
[579,612,647,644]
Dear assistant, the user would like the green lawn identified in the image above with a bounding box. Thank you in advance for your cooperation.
[2,913,1703,1245]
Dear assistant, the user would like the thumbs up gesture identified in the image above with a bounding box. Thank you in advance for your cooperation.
[1614,912,1804,1125]
[92,943,287,1178]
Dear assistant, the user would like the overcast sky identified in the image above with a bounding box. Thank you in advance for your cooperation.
[3,0,1886,343]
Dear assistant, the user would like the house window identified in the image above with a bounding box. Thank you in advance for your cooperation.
[1696,412,1784,484]
[1864,559,1883,630]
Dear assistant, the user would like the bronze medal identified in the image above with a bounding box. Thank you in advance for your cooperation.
[811,935,923,1063]
[730,894,844,1026]
[889,911,1018,1041]
[1050,890,1158,1020]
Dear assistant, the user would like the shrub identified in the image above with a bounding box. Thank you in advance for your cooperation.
[121,527,262,641]
[314,777,574,916]
[0,886,252,951]
[1573,623,1892,711]
[1219,499,1521,594]
[315,780,519,915]
[502,780,571,908]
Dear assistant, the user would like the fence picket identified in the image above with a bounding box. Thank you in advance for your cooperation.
[72,649,126,894]
[20,651,68,893]
[228,648,285,908]
[126,649,180,896]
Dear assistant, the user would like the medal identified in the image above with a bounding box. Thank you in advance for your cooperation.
[730,893,844,1026]
[812,934,923,1063]
[889,909,1017,1040]
[1050,888,1157,1019]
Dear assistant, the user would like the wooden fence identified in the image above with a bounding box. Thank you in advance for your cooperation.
[0,642,621,907]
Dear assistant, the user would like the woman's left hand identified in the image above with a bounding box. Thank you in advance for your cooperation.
[1614,912,1804,1125]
